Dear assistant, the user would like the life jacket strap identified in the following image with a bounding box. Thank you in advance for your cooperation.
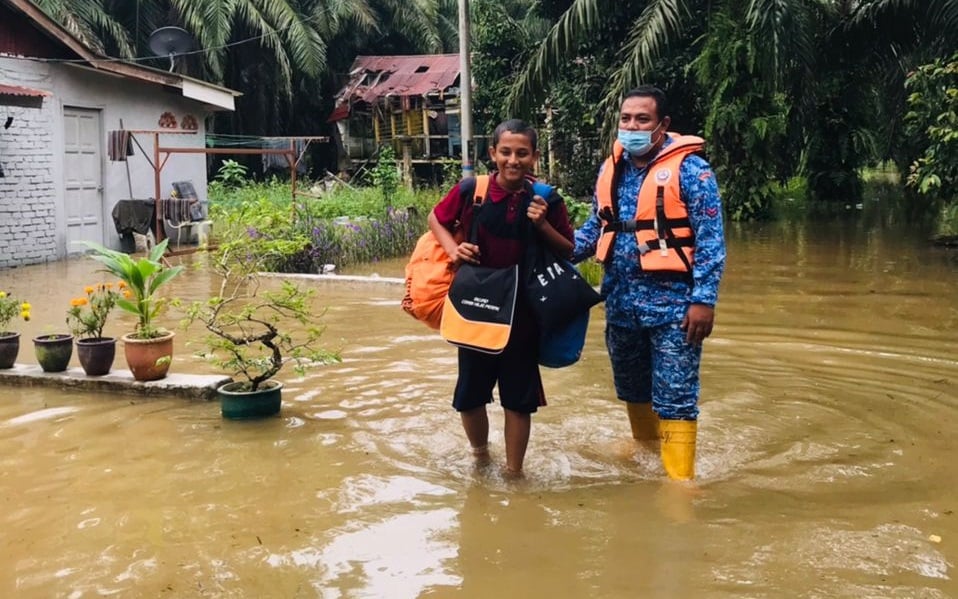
[637,237,695,255]
[602,217,691,233]
[604,220,639,233]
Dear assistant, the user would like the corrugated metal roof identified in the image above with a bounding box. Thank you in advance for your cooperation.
[0,83,51,97]
[329,54,460,121]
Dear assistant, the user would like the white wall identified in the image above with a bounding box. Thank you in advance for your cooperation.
[0,62,57,268]
[0,56,215,266]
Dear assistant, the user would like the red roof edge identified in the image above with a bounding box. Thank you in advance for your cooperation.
[0,83,52,97]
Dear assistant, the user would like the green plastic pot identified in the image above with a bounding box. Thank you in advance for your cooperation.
[218,381,283,420]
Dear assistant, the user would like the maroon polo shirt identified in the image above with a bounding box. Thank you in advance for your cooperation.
[433,173,574,269]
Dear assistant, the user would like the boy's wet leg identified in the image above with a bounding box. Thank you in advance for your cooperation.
[503,408,531,476]
[461,405,490,463]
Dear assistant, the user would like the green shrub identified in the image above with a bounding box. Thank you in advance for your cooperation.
[576,259,604,288]
[209,181,438,273]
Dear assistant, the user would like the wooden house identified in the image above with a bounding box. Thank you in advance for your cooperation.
[328,54,468,183]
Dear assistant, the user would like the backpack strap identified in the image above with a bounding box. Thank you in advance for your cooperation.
[467,175,490,243]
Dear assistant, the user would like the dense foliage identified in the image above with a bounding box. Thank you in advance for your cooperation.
[903,52,958,235]
[36,0,958,226]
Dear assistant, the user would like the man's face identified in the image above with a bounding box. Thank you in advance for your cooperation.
[619,96,666,132]
[489,130,539,189]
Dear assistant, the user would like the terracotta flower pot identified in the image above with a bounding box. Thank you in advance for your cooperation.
[33,334,74,372]
[122,331,175,381]
[76,337,117,376]
[0,332,20,369]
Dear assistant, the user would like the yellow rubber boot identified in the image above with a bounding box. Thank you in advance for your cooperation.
[659,419,697,480]
[626,402,659,451]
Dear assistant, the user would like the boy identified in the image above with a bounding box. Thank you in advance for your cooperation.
[428,119,574,476]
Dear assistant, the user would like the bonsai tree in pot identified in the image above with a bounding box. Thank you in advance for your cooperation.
[81,239,184,381]
[181,242,340,419]
[0,291,31,369]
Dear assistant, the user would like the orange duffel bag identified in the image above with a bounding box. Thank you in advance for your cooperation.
[401,176,490,329]
[401,231,454,329]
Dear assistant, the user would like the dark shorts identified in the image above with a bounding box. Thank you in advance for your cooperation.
[453,314,545,414]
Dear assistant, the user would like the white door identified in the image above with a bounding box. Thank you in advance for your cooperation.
[63,107,103,251]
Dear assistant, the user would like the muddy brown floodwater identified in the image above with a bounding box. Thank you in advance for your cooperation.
[0,217,955,598]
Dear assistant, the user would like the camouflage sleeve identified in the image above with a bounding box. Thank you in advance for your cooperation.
[681,155,726,306]
[573,164,604,263]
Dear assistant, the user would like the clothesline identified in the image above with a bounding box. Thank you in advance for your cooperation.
[205,134,327,148]
[106,127,329,245]
[106,129,328,166]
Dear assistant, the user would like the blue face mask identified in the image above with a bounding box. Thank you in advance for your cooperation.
[617,123,661,156]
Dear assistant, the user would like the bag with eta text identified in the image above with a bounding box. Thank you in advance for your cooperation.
[524,240,603,335]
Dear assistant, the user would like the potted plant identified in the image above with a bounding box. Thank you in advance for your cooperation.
[0,291,31,369]
[81,239,184,381]
[181,244,340,419]
[33,329,74,373]
[65,282,125,375]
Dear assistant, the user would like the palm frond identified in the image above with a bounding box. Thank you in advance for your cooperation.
[232,1,295,93]
[309,0,378,39]
[745,0,816,89]
[598,0,691,136]
[383,0,444,52]
[252,0,327,77]
[507,0,613,115]
[168,0,232,79]
[847,0,957,55]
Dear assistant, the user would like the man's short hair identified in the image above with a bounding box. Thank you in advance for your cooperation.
[622,85,669,120]
[492,119,538,150]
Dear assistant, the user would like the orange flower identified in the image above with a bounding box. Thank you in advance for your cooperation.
[66,284,119,339]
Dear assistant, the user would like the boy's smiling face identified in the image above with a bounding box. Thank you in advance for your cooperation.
[489,131,539,191]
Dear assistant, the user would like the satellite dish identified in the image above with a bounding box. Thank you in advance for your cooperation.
[148,27,194,72]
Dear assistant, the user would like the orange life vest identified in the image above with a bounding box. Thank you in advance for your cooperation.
[595,135,704,274]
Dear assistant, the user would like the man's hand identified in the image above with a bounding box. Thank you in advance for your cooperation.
[681,303,714,345]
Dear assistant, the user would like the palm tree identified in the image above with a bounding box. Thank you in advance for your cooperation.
[33,0,135,57]
[507,0,958,216]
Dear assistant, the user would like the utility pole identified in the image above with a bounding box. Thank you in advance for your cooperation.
[457,0,474,178]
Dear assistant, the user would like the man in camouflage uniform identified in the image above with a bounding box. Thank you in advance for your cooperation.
[574,85,726,480]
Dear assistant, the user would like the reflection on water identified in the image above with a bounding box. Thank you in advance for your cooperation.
[0,219,956,597]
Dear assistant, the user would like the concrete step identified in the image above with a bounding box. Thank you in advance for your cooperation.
[0,364,231,401]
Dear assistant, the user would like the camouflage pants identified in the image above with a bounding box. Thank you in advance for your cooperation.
[605,321,701,420]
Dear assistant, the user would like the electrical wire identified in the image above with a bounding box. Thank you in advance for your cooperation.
[3,8,333,66]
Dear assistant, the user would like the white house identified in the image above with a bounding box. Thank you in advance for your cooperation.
[0,0,239,267]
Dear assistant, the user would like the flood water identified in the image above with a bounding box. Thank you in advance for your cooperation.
[0,216,956,598]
